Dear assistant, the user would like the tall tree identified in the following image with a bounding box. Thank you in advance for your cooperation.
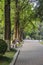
[13,0,34,41]
[5,0,11,50]
[14,0,20,42]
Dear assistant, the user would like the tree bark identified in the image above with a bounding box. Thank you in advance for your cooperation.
[5,0,11,51]
[19,28,24,41]
[14,0,20,43]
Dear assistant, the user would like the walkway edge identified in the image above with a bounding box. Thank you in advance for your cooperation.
[10,49,20,65]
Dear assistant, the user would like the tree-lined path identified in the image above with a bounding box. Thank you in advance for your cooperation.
[15,40,43,65]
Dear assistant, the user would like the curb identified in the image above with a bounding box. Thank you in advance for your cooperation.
[10,49,20,65]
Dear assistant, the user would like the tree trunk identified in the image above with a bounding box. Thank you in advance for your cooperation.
[19,28,24,41]
[5,0,11,51]
[13,0,20,43]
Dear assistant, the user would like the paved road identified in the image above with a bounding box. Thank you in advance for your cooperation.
[15,40,43,65]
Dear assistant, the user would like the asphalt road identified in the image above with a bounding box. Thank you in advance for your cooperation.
[15,40,43,65]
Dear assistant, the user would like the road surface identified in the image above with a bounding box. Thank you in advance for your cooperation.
[15,40,43,65]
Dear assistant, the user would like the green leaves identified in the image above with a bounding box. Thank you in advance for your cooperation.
[35,0,43,21]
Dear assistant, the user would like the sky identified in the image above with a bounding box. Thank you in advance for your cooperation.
[30,0,37,2]
[30,0,38,7]
[30,0,38,10]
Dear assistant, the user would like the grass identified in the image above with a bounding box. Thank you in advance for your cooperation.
[0,49,17,65]
[40,40,43,44]
[41,42,43,44]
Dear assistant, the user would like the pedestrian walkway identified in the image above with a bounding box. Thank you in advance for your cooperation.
[15,40,43,65]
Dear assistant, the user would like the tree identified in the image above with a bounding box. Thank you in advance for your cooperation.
[5,0,11,50]
[13,0,20,43]
[35,0,43,22]
[13,0,31,42]
[13,0,38,41]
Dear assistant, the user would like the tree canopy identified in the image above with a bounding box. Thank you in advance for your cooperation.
[0,0,43,40]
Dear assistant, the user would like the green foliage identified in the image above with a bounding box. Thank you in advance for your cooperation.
[0,0,43,40]
[0,39,7,55]
[35,0,43,21]
[10,48,17,52]
[0,0,4,39]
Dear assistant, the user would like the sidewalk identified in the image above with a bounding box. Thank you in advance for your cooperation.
[15,40,43,65]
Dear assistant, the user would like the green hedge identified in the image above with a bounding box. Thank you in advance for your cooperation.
[0,39,7,55]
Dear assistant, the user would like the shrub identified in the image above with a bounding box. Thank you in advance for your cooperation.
[0,39,7,55]
[10,48,17,52]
